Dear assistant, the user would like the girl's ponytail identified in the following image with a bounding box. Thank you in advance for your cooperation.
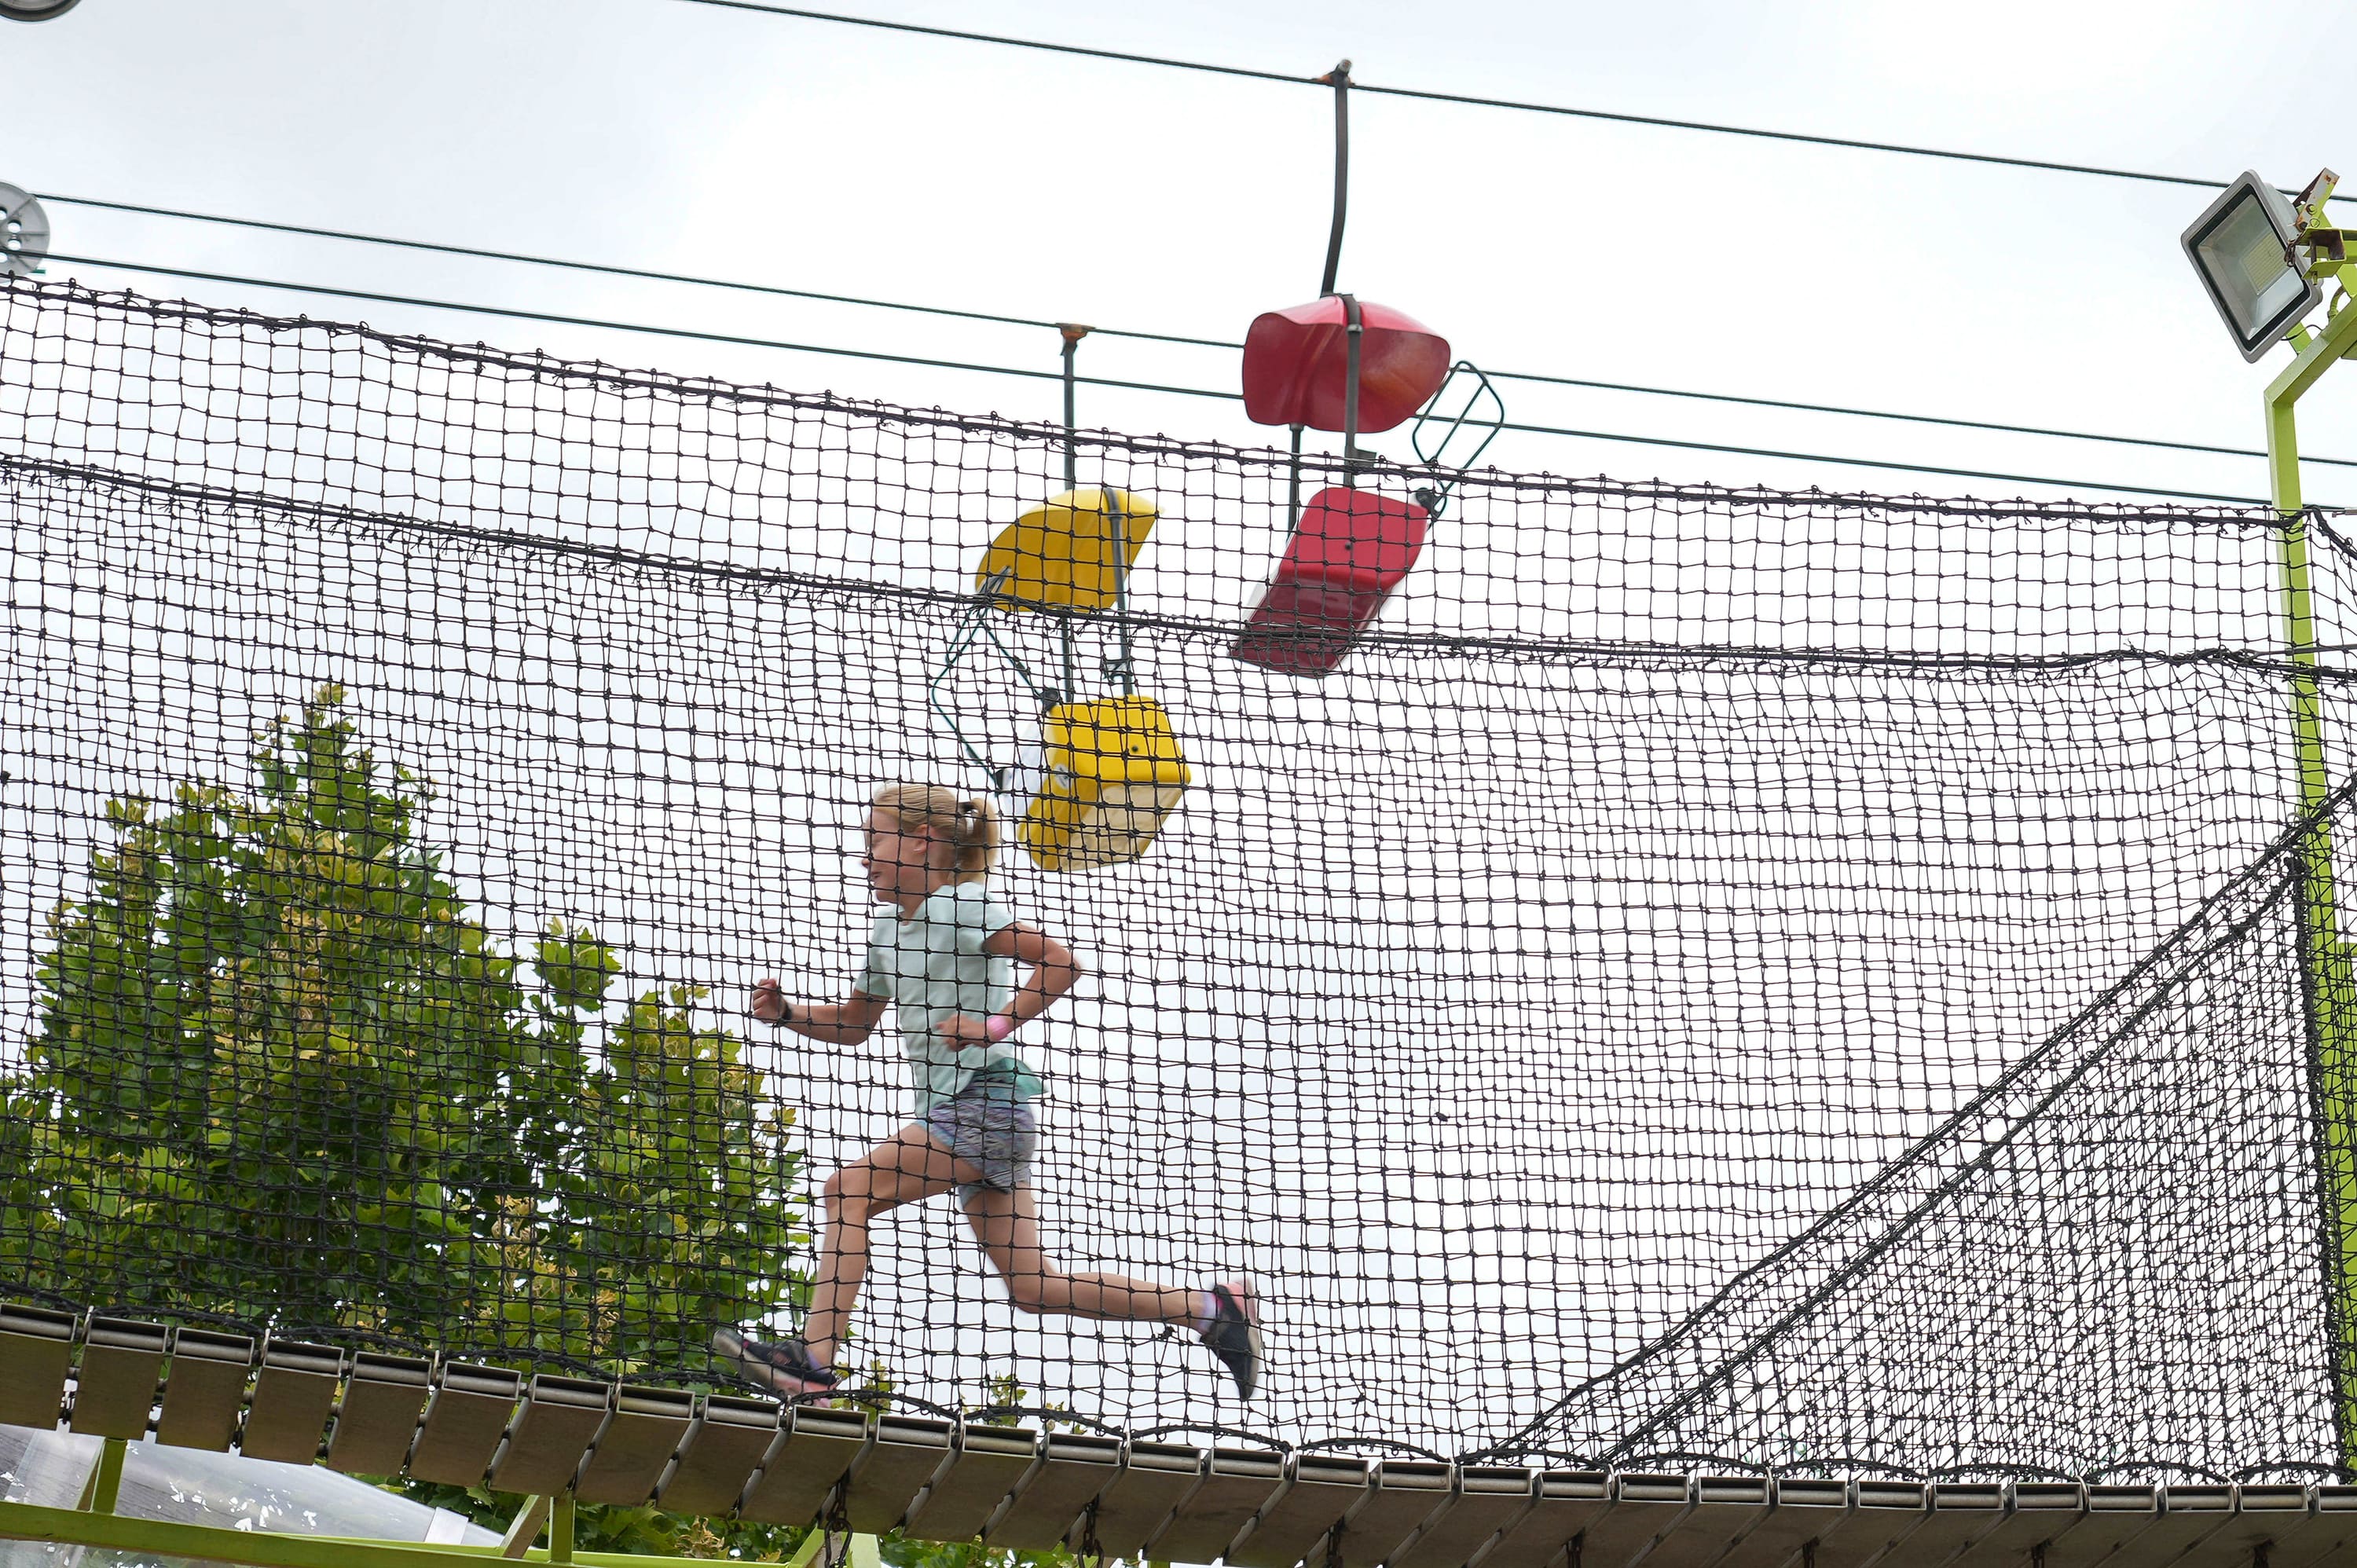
[874,785,1003,882]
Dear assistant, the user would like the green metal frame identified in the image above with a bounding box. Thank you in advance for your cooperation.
[2267,211,2357,1468]
[0,1437,888,1568]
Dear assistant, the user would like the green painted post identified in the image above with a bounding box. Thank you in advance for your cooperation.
[75,1438,125,1515]
[547,1498,573,1568]
[780,1526,829,1568]
[2267,294,2357,1467]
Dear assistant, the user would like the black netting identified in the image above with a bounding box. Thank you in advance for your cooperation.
[2,276,2353,1478]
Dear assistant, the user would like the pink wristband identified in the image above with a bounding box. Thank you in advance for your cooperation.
[984,1013,1014,1042]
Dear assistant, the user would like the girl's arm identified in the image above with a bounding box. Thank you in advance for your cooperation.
[751,978,887,1043]
[937,921,1082,1043]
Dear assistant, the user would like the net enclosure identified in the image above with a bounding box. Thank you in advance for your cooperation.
[4,273,2357,1486]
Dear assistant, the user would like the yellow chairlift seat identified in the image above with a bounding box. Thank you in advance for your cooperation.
[974,489,1157,612]
[1018,694,1191,873]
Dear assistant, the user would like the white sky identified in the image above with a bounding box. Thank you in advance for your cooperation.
[13,0,2357,508]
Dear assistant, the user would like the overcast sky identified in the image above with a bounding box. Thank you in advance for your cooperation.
[13,0,2357,510]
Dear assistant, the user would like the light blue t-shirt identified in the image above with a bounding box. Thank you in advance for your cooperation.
[856,881,1047,1113]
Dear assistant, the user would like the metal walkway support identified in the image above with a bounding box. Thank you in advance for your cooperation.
[2,1302,2353,1568]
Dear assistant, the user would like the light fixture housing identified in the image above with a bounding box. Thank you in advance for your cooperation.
[2183,170,2320,363]
[0,0,82,18]
[0,185,48,280]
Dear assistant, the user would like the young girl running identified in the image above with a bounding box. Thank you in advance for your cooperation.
[713,785,1261,1400]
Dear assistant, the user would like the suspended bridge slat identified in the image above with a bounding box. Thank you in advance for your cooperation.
[896,1422,1040,1542]
[240,1341,344,1466]
[486,1374,610,1497]
[650,1394,778,1516]
[1081,1438,1203,1555]
[1222,1453,1369,1568]
[405,1363,520,1488]
[0,1306,75,1431]
[1147,1445,1287,1564]
[573,1385,696,1507]
[841,1414,956,1533]
[154,1328,255,1453]
[68,1318,167,1442]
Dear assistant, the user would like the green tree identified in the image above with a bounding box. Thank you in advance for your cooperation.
[0,688,1077,1567]
[0,684,800,1368]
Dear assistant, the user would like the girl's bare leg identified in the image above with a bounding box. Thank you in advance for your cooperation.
[963,1185,1197,1324]
[805,1124,980,1367]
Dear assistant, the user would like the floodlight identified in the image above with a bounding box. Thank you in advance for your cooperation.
[2183,170,2319,362]
[0,0,82,18]
[0,185,48,280]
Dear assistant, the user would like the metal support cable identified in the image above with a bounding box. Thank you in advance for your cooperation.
[39,192,1224,347]
[38,251,1116,388]
[1465,412,2266,505]
[1486,368,2357,469]
[39,251,2275,506]
[41,192,2335,470]
[662,0,2270,196]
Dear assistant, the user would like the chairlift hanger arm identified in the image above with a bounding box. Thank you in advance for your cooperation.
[925,642,1008,791]
[1318,60,1351,298]
[1409,361,1508,514]
[926,570,1056,792]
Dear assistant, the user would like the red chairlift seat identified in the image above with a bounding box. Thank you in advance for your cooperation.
[1241,298,1450,434]
[1231,485,1430,676]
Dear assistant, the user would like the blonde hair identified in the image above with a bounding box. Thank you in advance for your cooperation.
[872,785,1001,883]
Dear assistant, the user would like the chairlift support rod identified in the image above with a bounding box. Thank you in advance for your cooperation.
[1284,60,1354,531]
[1318,60,1351,297]
[1342,291,1364,489]
[1054,324,1093,696]
[1058,324,1088,492]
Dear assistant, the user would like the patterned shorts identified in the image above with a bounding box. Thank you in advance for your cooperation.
[922,1075,1038,1205]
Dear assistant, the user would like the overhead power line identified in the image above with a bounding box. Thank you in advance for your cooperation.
[668,0,2249,195]
[41,251,2269,506]
[1471,415,2265,505]
[44,193,2340,471]
[40,251,1132,390]
[43,193,1225,348]
[1492,368,2347,469]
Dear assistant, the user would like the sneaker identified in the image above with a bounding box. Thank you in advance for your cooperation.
[1200,1280,1263,1400]
[710,1326,841,1395]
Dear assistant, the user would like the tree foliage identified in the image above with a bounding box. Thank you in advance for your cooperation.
[0,687,1071,1565]
[0,686,802,1373]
